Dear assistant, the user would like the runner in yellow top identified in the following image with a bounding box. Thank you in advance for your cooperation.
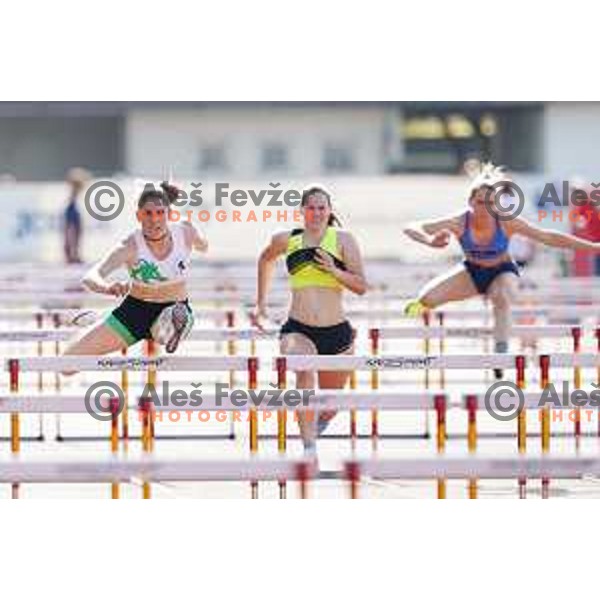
[254,185,367,455]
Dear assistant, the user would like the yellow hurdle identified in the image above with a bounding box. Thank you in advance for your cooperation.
[248,357,259,499]
[111,395,120,499]
[516,355,527,499]
[465,394,478,499]
[276,357,287,499]
[434,395,447,499]
[141,339,157,499]
[121,347,129,451]
[540,355,550,499]
[9,359,19,499]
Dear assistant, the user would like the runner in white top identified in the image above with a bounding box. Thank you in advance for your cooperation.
[63,183,208,367]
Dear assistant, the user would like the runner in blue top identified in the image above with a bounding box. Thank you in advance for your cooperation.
[403,163,600,374]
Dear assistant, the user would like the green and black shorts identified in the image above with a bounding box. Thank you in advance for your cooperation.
[105,295,189,346]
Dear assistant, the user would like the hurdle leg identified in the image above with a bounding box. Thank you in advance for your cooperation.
[540,355,550,499]
[466,395,478,499]
[369,329,380,451]
[248,358,259,499]
[435,395,447,499]
[36,312,45,441]
[438,312,446,411]
[349,367,358,451]
[142,340,157,499]
[346,461,360,499]
[276,357,287,499]
[9,359,20,499]
[111,397,120,499]
[227,310,237,441]
[422,312,431,439]
[53,313,63,441]
[516,356,527,499]
[121,348,129,451]
[140,398,151,499]
[296,462,310,499]
[572,328,582,451]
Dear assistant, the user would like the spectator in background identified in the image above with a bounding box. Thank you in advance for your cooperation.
[569,181,600,277]
[63,167,90,264]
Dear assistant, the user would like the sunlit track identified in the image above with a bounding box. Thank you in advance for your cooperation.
[3,258,600,500]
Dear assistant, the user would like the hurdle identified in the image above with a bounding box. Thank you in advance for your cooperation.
[0,388,447,497]
[0,457,316,498]
[374,323,581,392]
[4,354,258,498]
[0,328,279,444]
[343,456,600,499]
[273,353,523,499]
[4,380,600,499]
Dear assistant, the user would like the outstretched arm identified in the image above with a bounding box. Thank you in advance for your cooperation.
[256,232,288,313]
[403,215,461,248]
[81,238,134,296]
[509,217,600,252]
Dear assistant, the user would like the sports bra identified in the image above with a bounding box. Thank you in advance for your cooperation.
[459,211,510,261]
[128,224,191,285]
[286,227,346,290]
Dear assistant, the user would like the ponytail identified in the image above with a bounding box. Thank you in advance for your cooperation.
[327,213,342,227]
[159,181,180,206]
[137,181,181,209]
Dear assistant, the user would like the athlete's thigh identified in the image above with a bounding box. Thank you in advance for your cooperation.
[280,332,318,389]
[486,272,519,303]
[419,263,478,307]
[64,322,128,356]
[318,343,353,389]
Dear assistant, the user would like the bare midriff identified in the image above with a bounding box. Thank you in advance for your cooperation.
[288,287,345,326]
[129,280,188,303]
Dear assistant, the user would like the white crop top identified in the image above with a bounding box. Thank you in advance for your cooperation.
[128,224,191,285]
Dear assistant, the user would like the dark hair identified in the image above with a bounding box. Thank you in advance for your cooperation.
[137,182,180,209]
[301,185,342,227]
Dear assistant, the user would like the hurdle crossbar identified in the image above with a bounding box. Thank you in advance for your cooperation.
[0,457,315,483]
[345,456,600,480]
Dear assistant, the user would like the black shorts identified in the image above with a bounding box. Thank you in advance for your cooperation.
[464,260,520,295]
[105,295,189,346]
[280,318,354,355]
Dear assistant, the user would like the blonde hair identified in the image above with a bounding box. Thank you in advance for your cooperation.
[466,162,510,199]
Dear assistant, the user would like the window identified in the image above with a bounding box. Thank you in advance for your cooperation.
[199,144,227,172]
[261,143,288,172]
[394,104,543,173]
[322,144,355,173]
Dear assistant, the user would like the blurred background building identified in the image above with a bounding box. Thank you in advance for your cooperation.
[0,101,598,266]
[0,101,597,180]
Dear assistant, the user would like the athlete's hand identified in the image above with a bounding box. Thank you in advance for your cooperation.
[429,230,451,248]
[313,248,336,272]
[105,282,129,297]
[249,305,269,332]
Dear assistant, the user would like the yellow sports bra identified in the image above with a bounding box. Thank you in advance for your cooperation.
[286,227,346,290]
